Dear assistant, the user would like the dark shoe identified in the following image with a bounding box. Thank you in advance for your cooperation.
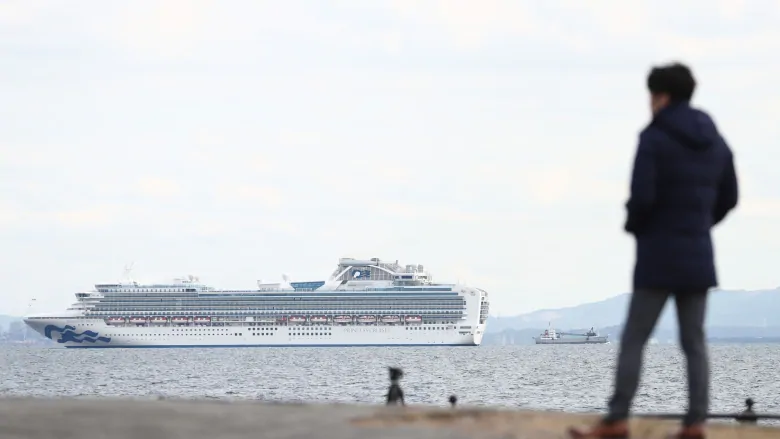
[666,424,705,439]
[567,420,629,438]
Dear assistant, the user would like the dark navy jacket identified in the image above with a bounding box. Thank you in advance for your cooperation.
[625,102,738,291]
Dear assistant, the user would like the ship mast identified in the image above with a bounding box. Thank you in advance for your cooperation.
[121,262,135,285]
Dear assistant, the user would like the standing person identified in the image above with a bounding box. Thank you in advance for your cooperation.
[569,62,739,439]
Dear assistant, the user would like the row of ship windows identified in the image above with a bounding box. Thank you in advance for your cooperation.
[32,317,466,326]
[87,310,465,314]
[103,333,334,338]
[81,300,467,305]
[94,300,465,304]
[173,328,273,331]
[162,326,456,331]
[169,324,467,329]
[107,325,455,338]
[97,292,460,296]
[94,293,455,298]
[132,292,458,296]
[86,314,464,319]
[84,311,464,315]
[95,288,456,293]
[88,306,467,312]
[164,325,462,331]
[87,304,467,309]
[97,289,194,293]
[88,310,465,315]
[91,301,465,305]
[89,305,467,311]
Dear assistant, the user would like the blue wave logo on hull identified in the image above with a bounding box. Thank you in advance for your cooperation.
[44,325,111,344]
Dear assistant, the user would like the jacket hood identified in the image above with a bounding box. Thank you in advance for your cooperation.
[651,102,720,151]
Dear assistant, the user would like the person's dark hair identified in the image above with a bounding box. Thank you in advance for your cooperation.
[646,62,696,102]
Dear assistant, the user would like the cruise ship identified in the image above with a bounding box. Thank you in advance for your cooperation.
[23,257,490,348]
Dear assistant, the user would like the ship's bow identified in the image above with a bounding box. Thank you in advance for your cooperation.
[24,313,112,347]
[22,315,52,339]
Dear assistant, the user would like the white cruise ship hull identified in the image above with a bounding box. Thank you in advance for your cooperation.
[25,319,485,348]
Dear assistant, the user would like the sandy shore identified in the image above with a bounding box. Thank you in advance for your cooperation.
[0,398,776,439]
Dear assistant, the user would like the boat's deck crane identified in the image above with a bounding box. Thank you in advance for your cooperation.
[558,327,599,337]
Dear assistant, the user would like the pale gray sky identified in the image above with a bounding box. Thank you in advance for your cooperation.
[2,1,779,317]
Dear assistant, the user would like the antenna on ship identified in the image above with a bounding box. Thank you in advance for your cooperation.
[122,262,135,284]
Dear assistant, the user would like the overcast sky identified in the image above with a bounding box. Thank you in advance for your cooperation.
[2,0,779,317]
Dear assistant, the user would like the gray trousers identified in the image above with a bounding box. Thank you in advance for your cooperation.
[606,289,709,426]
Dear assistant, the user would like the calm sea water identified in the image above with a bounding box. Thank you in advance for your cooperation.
[1,344,779,417]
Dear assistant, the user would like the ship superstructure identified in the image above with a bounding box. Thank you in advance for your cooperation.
[533,325,609,345]
[24,257,489,348]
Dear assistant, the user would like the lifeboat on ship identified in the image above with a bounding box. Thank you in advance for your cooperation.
[150,316,169,324]
[128,316,147,324]
[193,316,211,324]
[357,315,376,324]
[288,315,306,324]
[333,315,352,324]
[404,315,422,324]
[381,315,400,324]
[170,316,189,324]
[105,317,126,325]
[309,315,328,324]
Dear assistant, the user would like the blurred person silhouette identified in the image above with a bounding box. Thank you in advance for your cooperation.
[568,62,739,439]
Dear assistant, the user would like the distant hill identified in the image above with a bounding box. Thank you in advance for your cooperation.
[0,315,20,331]
[487,288,780,334]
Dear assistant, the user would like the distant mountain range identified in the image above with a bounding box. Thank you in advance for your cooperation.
[483,288,780,345]
[488,288,780,331]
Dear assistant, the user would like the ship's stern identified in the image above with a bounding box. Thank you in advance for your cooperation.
[472,325,486,345]
[469,288,490,346]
